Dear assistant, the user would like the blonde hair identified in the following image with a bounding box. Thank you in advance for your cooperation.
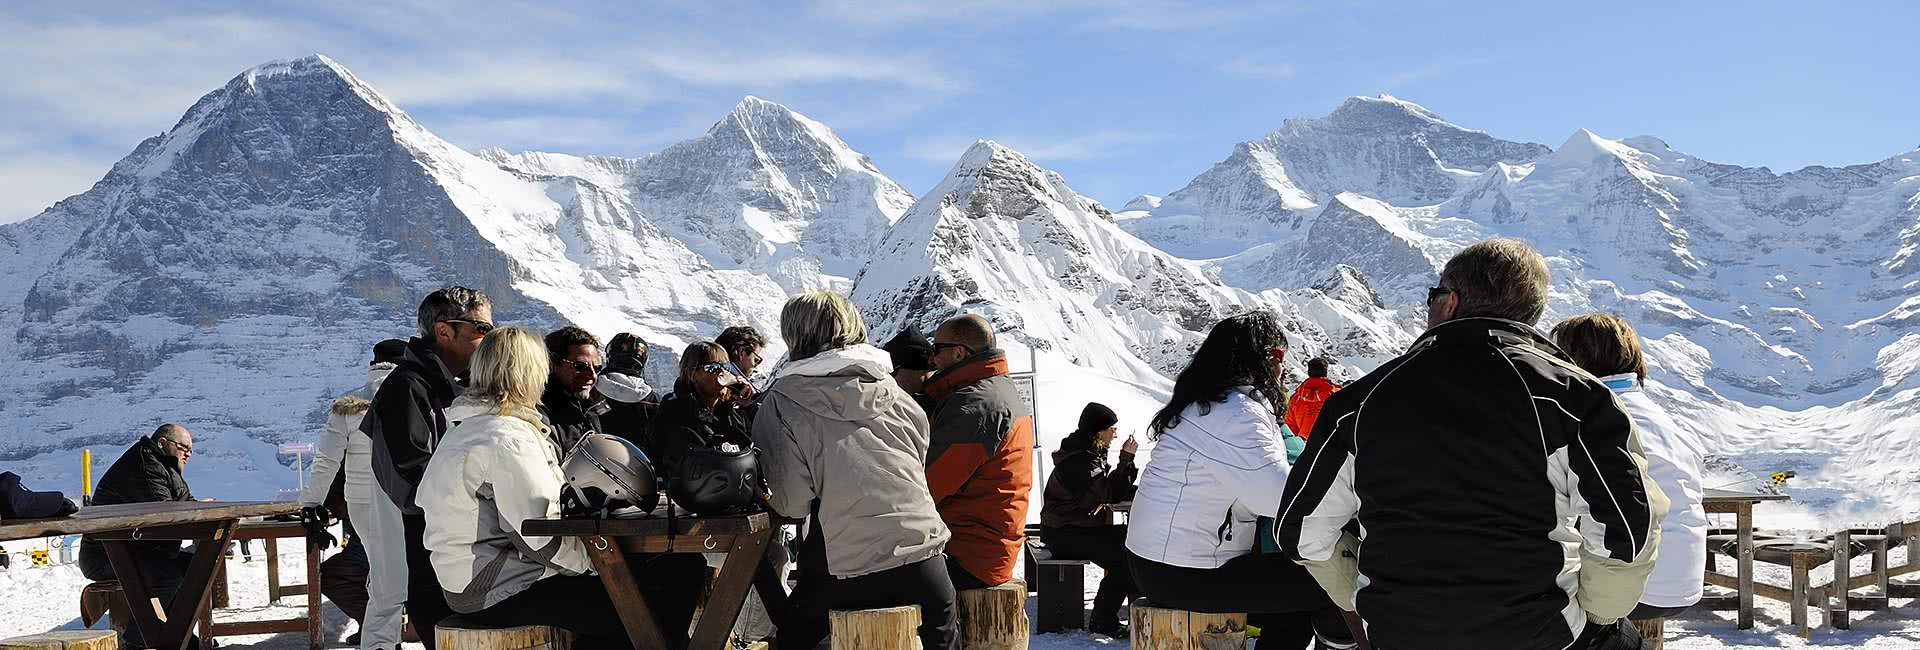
[1551,313,1647,381]
[466,327,548,412]
[1438,238,1551,325]
[780,291,869,361]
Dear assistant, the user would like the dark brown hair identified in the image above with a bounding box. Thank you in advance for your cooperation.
[1551,313,1647,381]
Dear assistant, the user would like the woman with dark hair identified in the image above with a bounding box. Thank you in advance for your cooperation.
[1039,402,1139,637]
[1125,311,1362,649]
[649,341,753,487]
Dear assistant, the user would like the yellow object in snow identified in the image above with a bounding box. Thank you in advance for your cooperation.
[1769,471,1796,486]
[30,549,49,567]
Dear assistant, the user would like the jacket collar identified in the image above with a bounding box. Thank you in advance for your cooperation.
[404,337,459,387]
[542,382,607,415]
[1599,373,1640,393]
[1415,317,1557,352]
[924,348,1010,401]
[596,372,655,403]
[778,344,894,381]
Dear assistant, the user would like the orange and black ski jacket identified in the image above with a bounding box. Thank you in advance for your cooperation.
[1284,377,1341,439]
[923,349,1034,586]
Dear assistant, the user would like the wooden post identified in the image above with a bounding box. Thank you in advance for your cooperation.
[1791,552,1813,638]
[265,537,281,604]
[1033,561,1085,632]
[1834,530,1852,629]
[1874,538,1891,596]
[958,582,1029,650]
[1630,618,1664,650]
[1736,503,1755,630]
[306,536,323,649]
[1130,606,1246,650]
[829,605,920,650]
[434,623,574,649]
[0,630,120,649]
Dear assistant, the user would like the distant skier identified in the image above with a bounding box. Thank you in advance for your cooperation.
[1284,357,1340,440]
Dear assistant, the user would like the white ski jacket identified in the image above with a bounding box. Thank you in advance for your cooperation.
[303,363,396,508]
[1605,374,1707,609]
[1125,387,1292,568]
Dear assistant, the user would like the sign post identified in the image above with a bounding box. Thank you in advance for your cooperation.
[80,448,92,506]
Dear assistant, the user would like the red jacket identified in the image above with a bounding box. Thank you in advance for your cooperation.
[1284,377,1340,439]
[924,350,1034,586]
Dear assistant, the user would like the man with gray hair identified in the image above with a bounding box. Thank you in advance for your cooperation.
[1277,239,1667,650]
[362,287,492,649]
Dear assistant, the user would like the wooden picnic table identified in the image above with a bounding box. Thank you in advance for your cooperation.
[1701,488,1792,629]
[0,501,300,650]
[199,519,322,649]
[523,511,777,650]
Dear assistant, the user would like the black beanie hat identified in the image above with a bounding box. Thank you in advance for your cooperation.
[1077,402,1119,434]
[372,339,407,365]
[883,325,936,372]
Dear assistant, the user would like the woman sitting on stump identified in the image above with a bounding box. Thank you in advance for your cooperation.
[420,327,705,648]
[1125,311,1365,650]
[1554,313,1707,625]
[1039,402,1139,637]
[649,341,754,486]
[753,291,958,650]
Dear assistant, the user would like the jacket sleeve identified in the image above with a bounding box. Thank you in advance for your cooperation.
[1277,391,1363,611]
[301,413,352,507]
[751,397,816,520]
[1110,451,1138,502]
[1229,401,1292,517]
[1566,392,1669,622]
[486,437,591,576]
[925,400,998,504]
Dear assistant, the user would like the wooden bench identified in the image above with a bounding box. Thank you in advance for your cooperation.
[1129,605,1245,650]
[433,616,574,650]
[958,582,1029,650]
[0,630,118,649]
[830,605,920,650]
[1025,538,1090,633]
[76,581,130,635]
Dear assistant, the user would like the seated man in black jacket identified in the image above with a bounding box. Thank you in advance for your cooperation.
[541,326,611,453]
[77,423,198,648]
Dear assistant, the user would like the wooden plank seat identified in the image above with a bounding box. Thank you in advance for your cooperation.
[1025,538,1090,633]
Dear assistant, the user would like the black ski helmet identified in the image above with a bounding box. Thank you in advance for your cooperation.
[670,445,765,515]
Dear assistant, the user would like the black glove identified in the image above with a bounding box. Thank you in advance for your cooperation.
[605,332,648,376]
[300,505,337,550]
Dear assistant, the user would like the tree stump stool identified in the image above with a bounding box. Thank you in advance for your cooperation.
[1631,618,1664,650]
[1130,606,1246,650]
[830,605,921,650]
[958,581,1029,650]
[433,617,574,650]
[0,630,119,649]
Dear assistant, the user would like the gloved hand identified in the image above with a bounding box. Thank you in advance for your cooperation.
[605,332,648,377]
[300,505,337,550]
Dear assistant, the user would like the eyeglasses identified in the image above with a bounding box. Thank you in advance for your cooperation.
[160,437,193,455]
[932,342,973,355]
[1426,286,1454,305]
[556,359,599,374]
[696,362,732,375]
[441,318,495,335]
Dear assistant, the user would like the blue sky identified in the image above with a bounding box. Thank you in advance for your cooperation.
[3,1,1917,223]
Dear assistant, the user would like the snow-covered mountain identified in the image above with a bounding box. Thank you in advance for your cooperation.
[485,97,913,294]
[849,141,1410,388]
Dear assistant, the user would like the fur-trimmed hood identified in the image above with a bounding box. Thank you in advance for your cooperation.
[330,362,397,415]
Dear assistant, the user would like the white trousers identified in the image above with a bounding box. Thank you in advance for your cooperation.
[352,495,409,649]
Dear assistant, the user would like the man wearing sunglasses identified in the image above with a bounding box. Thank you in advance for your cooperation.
[540,326,611,453]
[922,313,1034,594]
[361,286,493,649]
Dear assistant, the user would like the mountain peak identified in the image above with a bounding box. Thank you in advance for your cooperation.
[1328,94,1450,126]
[1550,128,1632,167]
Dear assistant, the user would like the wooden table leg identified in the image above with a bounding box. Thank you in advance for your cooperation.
[307,537,322,650]
[106,519,240,650]
[1737,503,1755,630]
[265,537,281,605]
[690,527,775,650]
[103,540,167,646]
[1834,530,1851,629]
[1791,553,1811,638]
[584,535,670,650]
[212,558,229,609]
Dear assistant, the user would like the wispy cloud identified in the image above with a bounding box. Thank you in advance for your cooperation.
[1218,56,1300,81]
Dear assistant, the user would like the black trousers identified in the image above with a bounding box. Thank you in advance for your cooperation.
[1041,525,1137,627]
[945,554,991,592]
[466,554,707,649]
[319,539,370,625]
[1376,620,1644,650]
[78,542,194,648]
[402,513,454,649]
[1130,552,1340,650]
[780,554,958,650]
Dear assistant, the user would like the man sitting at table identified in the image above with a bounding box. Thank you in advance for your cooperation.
[76,423,200,649]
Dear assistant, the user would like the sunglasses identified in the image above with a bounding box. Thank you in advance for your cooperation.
[556,359,599,374]
[932,342,973,355]
[697,362,732,375]
[1426,287,1454,304]
[1268,347,1287,361]
[441,318,495,335]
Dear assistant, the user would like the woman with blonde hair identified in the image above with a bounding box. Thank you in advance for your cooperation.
[754,291,957,650]
[421,327,704,648]
[1552,313,1707,624]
